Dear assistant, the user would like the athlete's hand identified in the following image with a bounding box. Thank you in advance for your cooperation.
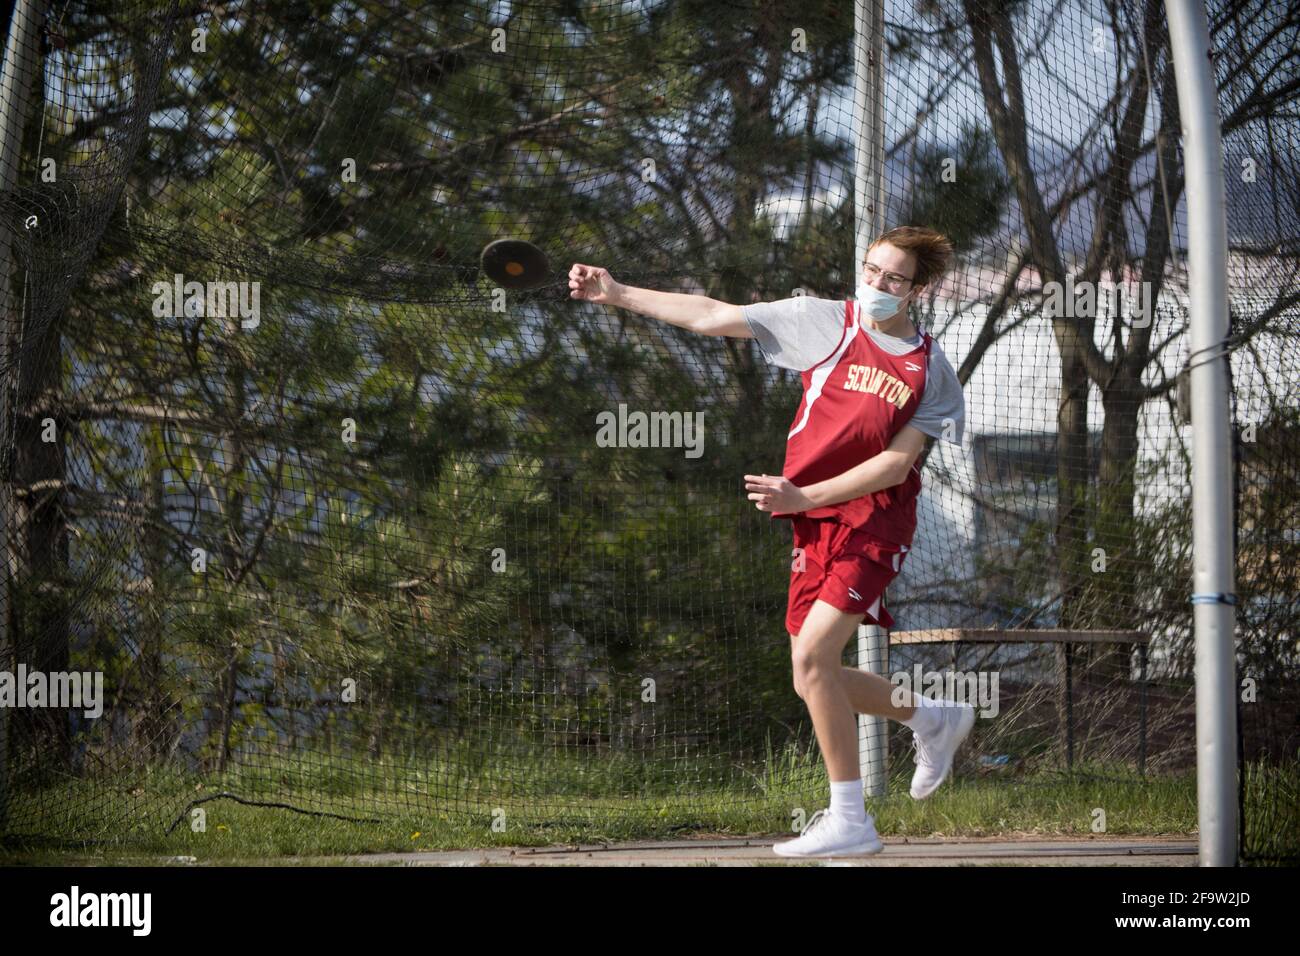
[568,263,622,305]
[745,473,814,513]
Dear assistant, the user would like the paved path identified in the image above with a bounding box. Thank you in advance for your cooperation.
[329,835,1197,866]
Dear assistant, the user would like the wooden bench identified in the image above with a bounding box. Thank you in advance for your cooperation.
[888,628,1152,773]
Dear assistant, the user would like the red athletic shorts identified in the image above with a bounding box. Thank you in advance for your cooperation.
[786,515,907,637]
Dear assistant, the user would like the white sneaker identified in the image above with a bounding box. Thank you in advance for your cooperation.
[772,808,884,858]
[909,702,976,799]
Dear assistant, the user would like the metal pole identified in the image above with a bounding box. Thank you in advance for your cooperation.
[1065,642,1074,771]
[854,0,889,798]
[1165,0,1238,867]
[1139,642,1147,777]
[853,0,886,272]
[0,0,43,835]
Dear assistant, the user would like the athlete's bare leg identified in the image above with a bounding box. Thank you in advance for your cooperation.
[791,599,917,781]
[840,667,918,721]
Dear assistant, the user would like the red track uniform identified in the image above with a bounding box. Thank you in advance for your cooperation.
[773,300,932,636]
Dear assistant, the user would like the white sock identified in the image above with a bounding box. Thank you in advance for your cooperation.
[900,692,944,736]
[829,777,866,825]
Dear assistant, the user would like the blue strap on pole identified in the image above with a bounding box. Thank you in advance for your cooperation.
[1191,592,1238,605]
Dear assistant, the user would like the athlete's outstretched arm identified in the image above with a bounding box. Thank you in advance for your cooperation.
[568,263,752,337]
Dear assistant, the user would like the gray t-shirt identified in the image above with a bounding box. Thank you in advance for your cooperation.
[741,295,966,444]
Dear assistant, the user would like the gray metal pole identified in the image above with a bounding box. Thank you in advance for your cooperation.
[1165,0,1238,867]
[854,0,889,798]
[0,0,44,835]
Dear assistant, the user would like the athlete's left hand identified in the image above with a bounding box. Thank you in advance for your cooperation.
[744,473,814,513]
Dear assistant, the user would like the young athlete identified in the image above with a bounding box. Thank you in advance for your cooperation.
[568,225,976,857]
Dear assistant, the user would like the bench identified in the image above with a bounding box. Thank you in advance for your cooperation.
[887,628,1152,773]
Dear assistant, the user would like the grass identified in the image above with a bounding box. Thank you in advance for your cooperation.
[2,743,1248,868]
[1,734,1293,865]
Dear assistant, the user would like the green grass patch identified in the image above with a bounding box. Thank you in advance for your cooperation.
[1,743,1292,865]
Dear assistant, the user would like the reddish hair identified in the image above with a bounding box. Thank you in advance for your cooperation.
[868,226,954,288]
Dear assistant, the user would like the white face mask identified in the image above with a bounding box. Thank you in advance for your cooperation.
[855,281,908,320]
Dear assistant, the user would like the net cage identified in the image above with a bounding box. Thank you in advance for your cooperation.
[0,0,1295,859]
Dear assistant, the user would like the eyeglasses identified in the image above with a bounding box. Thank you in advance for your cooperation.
[862,261,914,291]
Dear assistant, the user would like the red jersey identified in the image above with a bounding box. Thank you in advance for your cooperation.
[772,299,931,555]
